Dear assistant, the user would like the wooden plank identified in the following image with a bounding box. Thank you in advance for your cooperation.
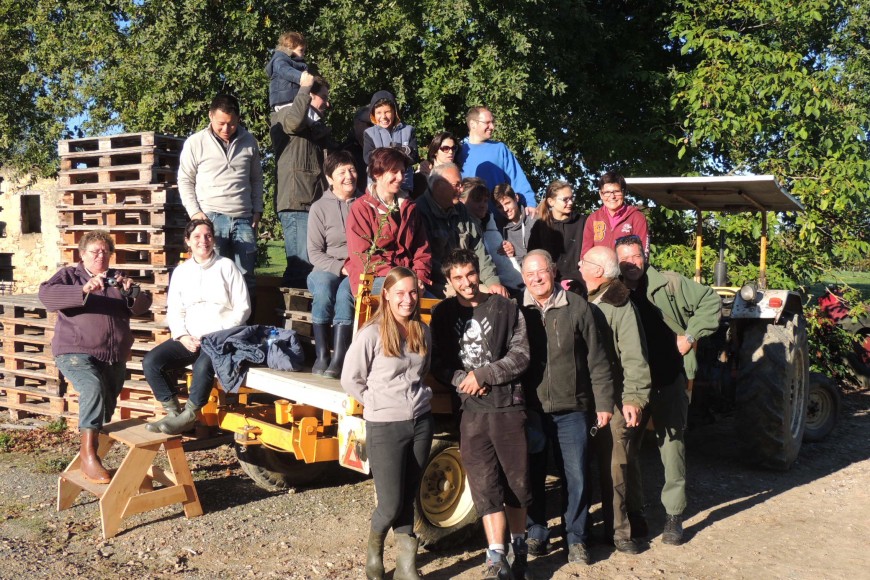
[58,206,186,228]
[1,386,67,416]
[60,150,181,172]
[60,186,181,207]
[280,287,314,311]
[58,132,184,156]
[58,164,177,189]
[61,246,183,268]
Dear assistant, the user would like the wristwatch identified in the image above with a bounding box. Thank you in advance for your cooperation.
[685,334,696,345]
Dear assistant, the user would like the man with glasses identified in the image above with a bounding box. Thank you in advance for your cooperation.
[457,106,537,212]
[179,93,263,297]
[579,246,651,555]
[614,235,720,546]
[520,249,614,567]
[416,164,509,299]
[581,171,649,258]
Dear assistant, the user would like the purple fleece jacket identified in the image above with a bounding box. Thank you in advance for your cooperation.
[39,263,153,363]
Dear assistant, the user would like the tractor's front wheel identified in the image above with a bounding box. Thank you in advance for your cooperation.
[414,438,480,550]
[234,442,330,491]
[735,314,809,470]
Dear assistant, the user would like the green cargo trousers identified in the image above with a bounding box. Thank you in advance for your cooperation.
[627,373,689,517]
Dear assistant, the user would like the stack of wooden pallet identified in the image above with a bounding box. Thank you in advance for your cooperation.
[0,132,191,424]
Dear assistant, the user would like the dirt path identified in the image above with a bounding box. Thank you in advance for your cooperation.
[1,389,868,579]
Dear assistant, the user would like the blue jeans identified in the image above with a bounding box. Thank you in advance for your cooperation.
[527,410,592,546]
[278,210,312,288]
[55,354,126,430]
[306,270,354,325]
[206,212,257,295]
[142,339,216,409]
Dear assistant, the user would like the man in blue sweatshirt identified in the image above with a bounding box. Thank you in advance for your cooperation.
[456,106,537,212]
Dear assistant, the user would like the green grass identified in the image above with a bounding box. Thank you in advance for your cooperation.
[807,270,870,302]
[256,240,286,277]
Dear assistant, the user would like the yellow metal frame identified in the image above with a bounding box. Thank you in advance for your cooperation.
[692,209,768,290]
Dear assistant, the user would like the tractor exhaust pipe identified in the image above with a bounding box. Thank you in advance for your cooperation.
[714,231,728,287]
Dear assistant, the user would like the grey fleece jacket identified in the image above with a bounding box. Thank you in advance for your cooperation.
[340,322,433,422]
[306,188,360,276]
[178,126,264,218]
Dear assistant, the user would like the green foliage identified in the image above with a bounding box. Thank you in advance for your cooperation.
[36,455,73,474]
[45,418,67,434]
[0,432,13,453]
[668,0,870,283]
[805,282,870,386]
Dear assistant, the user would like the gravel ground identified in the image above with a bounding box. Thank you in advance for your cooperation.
[1,388,868,579]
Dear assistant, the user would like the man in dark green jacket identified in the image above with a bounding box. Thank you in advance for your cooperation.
[520,249,615,566]
[616,235,720,546]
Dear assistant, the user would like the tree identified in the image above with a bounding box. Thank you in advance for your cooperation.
[667,0,870,283]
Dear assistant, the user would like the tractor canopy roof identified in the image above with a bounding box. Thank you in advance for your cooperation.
[624,175,803,213]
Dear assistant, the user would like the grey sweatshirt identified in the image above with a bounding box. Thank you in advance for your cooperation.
[178,125,264,218]
[341,323,433,422]
[307,188,360,276]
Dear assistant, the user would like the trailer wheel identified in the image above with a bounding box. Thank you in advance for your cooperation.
[414,438,479,550]
[804,372,840,442]
[735,314,809,470]
[234,443,329,491]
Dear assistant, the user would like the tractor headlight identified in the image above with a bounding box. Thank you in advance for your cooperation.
[739,283,758,303]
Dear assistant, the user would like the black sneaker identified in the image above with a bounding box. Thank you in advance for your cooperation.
[614,538,641,554]
[526,538,550,557]
[662,514,683,545]
[567,543,590,565]
[628,511,648,539]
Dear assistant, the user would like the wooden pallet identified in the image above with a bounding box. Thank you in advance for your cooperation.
[60,186,181,207]
[60,149,180,172]
[58,132,184,156]
[0,386,68,420]
[61,245,184,268]
[275,309,313,338]
[58,164,177,189]
[279,287,314,311]
[60,224,185,248]
[58,205,187,228]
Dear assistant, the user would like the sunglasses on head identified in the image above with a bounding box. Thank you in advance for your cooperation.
[439,145,457,152]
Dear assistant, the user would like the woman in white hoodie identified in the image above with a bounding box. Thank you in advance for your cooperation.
[143,219,251,434]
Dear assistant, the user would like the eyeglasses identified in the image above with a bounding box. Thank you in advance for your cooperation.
[556,196,574,204]
[439,145,457,152]
[86,249,111,256]
[474,118,495,126]
[601,189,624,199]
[579,259,602,269]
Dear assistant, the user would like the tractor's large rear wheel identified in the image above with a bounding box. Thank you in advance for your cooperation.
[414,438,480,550]
[234,443,330,491]
[735,314,809,470]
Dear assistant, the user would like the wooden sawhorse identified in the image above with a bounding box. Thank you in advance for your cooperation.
[57,418,203,538]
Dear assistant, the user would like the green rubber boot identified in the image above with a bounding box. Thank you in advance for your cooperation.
[146,397,182,433]
[157,400,199,435]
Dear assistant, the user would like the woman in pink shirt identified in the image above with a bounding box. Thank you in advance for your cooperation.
[581,171,649,258]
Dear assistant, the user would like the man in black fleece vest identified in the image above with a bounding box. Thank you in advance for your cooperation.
[430,249,531,580]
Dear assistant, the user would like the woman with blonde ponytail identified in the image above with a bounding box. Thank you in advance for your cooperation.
[341,267,433,580]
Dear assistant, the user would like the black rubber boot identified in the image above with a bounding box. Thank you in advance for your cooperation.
[323,323,352,379]
[312,323,331,376]
[393,534,422,580]
[365,529,386,580]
